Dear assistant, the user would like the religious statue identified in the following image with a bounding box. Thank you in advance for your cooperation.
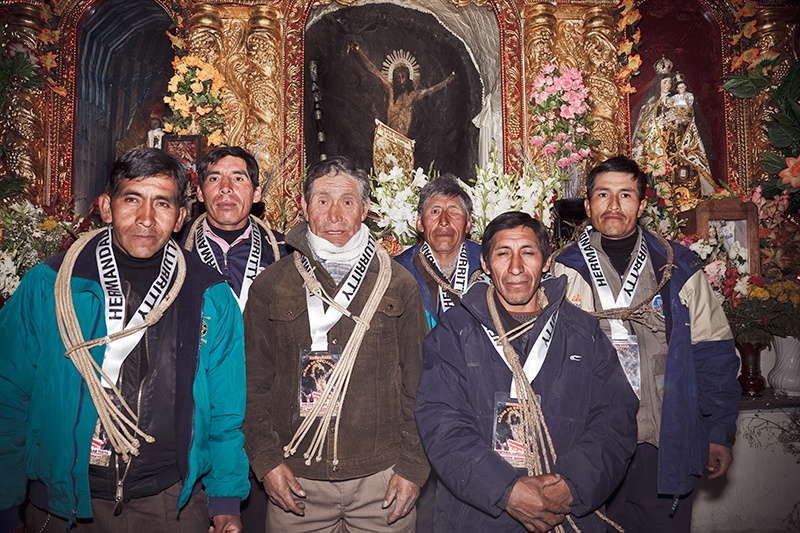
[350,42,455,137]
[147,117,165,149]
[631,57,715,210]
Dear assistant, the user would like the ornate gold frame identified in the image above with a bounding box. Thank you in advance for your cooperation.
[1,0,796,224]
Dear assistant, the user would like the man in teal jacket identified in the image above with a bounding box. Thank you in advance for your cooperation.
[0,148,249,532]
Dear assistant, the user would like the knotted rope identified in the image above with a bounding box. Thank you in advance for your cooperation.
[552,229,676,332]
[486,285,623,533]
[284,246,392,467]
[54,228,186,462]
[183,213,282,260]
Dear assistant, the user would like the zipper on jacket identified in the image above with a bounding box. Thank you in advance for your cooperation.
[113,327,149,515]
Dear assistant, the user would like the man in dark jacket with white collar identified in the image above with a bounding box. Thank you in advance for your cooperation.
[415,211,638,532]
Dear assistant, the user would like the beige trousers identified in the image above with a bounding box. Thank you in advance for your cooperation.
[266,467,416,533]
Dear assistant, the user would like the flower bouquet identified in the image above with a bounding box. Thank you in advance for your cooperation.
[0,199,94,304]
[370,166,430,248]
[528,64,598,197]
[162,55,226,146]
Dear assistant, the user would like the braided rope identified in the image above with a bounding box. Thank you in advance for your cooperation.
[486,285,623,533]
[54,228,186,462]
[284,247,392,467]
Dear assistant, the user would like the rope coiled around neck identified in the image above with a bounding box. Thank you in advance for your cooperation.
[54,228,186,462]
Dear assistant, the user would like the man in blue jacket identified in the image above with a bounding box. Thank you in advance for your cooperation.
[0,148,249,532]
[550,156,740,532]
[393,174,482,529]
[415,211,638,532]
[395,174,482,330]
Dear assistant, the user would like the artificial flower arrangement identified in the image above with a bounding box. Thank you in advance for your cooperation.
[528,64,597,186]
[0,199,94,305]
[614,0,643,95]
[162,55,226,147]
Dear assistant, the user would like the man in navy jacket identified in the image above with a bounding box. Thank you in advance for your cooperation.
[415,211,638,532]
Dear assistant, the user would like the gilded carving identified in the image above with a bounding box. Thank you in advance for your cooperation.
[0,4,48,203]
[582,6,623,161]
[245,6,288,226]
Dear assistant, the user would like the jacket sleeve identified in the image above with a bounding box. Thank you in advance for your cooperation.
[680,270,740,446]
[392,277,431,487]
[551,320,639,516]
[415,313,519,517]
[241,279,285,481]
[0,266,46,529]
[199,283,250,508]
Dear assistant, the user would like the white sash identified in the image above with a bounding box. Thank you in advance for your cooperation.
[96,227,178,387]
[482,310,559,398]
[301,235,377,351]
[420,242,470,312]
[194,217,262,312]
[577,227,648,340]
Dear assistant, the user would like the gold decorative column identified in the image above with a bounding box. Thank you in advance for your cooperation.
[581,6,624,161]
[0,4,48,203]
[245,5,290,227]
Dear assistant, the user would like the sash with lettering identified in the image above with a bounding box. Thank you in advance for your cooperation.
[482,309,559,398]
[96,227,179,387]
[577,226,646,397]
[300,234,377,352]
[194,217,261,312]
[420,242,470,313]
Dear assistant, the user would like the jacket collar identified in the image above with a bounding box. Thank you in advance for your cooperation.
[461,274,568,338]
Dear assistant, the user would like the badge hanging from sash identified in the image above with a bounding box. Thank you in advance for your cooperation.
[420,242,470,312]
[296,235,377,415]
[96,227,179,388]
[194,217,262,312]
[577,226,646,398]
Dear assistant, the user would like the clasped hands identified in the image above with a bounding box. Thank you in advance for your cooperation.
[506,473,573,533]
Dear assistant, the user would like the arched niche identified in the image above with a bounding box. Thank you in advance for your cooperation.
[280,0,525,202]
[42,0,174,210]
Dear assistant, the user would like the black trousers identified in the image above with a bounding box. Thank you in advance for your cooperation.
[605,443,694,533]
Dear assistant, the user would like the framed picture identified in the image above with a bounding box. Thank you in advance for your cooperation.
[695,197,760,276]
[162,135,204,187]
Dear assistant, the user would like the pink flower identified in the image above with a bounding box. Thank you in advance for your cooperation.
[542,142,559,156]
[560,104,575,119]
[530,135,545,147]
[778,156,800,188]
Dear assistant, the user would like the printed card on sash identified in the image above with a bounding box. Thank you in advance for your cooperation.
[296,235,377,414]
[492,392,541,469]
[89,390,127,467]
[577,227,646,399]
[299,347,342,417]
[612,336,641,399]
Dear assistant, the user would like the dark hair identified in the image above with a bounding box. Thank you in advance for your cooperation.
[198,146,260,189]
[481,211,551,266]
[417,174,473,218]
[107,148,188,205]
[304,156,370,206]
[585,156,647,201]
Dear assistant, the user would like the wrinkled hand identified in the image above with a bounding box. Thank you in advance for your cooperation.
[208,514,242,533]
[263,463,307,515]
[706,443,733,479]
[382,473,420,524]
[506,474,572,532]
